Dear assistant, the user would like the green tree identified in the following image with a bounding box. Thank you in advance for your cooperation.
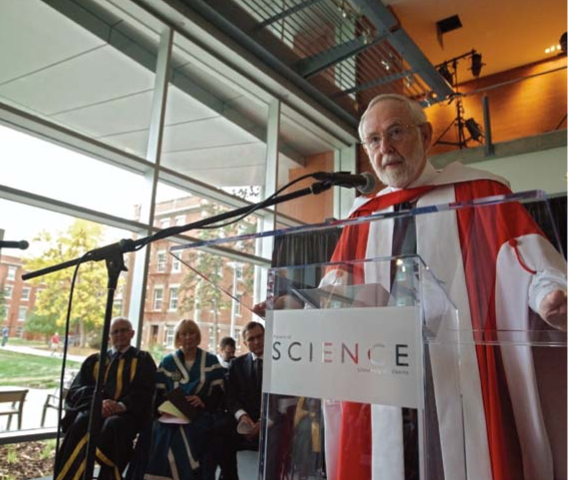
[24,311,58,344]
[24,220,121,348]
[178,200,256,346]
[0,285,6,322]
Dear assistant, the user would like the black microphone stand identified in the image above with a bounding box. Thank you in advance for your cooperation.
[23,179,333,480]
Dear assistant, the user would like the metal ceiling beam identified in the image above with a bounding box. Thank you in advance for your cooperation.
[294,33,387,79]
[255,0,325,30]
[387,29,453,100]
[347,0,398,32]
[333,68,416,96]
[347,0,454,100]
[175,0,359,129]
[41,0,306,166]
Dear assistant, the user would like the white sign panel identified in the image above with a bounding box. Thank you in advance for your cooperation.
[263,306,423,409]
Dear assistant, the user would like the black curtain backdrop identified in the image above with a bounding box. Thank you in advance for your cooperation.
[271,229,342,268]
[271,194,567,268]
[525,195,567,259]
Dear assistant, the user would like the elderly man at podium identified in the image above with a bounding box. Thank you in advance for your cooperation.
[321,94,567,480]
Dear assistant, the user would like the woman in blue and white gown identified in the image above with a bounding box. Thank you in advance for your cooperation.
[144,319,225,480]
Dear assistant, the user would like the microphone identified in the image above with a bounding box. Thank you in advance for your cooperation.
[0,240,29,250]
[312,171,377,194]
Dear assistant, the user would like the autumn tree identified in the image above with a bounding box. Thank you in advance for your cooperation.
[24,220,122,348]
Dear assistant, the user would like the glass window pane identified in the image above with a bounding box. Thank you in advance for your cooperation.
[155,181,262,254]
[160,33,270,190]
[142,239,258,359]
[0,199,140,432]
[0,0,164,155]
[0,124,148,220]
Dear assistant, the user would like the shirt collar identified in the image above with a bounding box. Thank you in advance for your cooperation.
[111,345,131,355]
[217,354,230,368]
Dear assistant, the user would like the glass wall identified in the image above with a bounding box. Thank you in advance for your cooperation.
[0,0,161,156]
[0,197,141,432]
[0,0,341,462]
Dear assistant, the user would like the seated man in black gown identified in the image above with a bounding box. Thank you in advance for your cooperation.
[54,317,156,480]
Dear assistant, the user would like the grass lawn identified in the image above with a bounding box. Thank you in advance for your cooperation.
[0,349,81,389]
[6,338,46,347]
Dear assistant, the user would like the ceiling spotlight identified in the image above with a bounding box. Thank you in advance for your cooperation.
[470,52,484,77]
[561,32,567,54]
[465,118,483,142]
[437,63,453,85]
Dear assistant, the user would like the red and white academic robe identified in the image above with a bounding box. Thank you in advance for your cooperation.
[322,162,566,480]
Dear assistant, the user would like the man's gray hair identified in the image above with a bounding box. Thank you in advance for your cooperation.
[358,94,427,140]
[110,316,132,329]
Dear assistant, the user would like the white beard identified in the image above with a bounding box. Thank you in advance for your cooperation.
[374,143,426,188]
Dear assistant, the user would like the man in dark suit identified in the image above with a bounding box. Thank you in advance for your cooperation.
[217,335,237,371]
[203,322,264,480]
[54,317,156,480]
[227,321,265,446]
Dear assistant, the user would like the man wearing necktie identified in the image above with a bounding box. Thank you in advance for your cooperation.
[323,94,567,480]
[54,317,156,480]
[227,321,266,446]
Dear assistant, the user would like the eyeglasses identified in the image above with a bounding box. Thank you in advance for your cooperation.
[362,123,421,151]
[110,327,131,335]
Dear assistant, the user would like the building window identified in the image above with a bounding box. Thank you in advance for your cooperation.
[169,287,179,311]
[156,251,167,273]
[3,285,13,299]
[234,293,243,316]
[235,264,243,281]
[18,307,27,321]
[7,266,17,281]
[165,325,175,348]
[175,215,185,226]
[16,326,23,338]
[153,287,164,311]
[234,327,243,353]
[160,218,171,229]
[21,287,31,301]
[172,257,182,273]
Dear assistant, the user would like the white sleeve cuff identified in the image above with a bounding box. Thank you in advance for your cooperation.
[235,409,247,421]
[528,269,567,313]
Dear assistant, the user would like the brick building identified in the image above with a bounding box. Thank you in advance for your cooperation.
[0,254,43,340]
[130,195,255,355]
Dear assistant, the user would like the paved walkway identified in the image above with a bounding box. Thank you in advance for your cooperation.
[1,344,86,363]
[0,387,58,431]
[0,344,85,432]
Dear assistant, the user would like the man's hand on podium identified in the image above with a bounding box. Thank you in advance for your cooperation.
[538,289,567,332]
[252,301,267,319]
[253,296,305,319]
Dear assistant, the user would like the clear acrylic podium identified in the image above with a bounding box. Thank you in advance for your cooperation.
[170,190,567,480]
